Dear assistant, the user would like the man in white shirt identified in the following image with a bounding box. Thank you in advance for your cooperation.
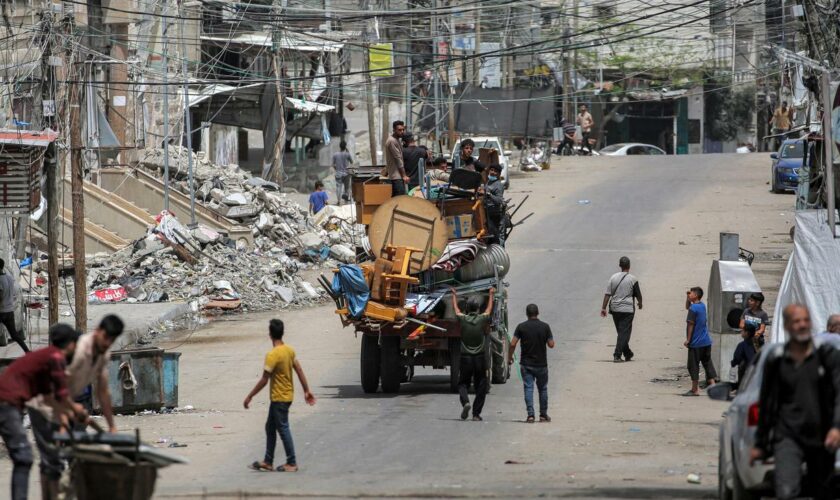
[600,256,643,362]
[28,314,124,498]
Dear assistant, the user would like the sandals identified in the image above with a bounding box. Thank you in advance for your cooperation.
[681,390,700,397]
[526,416,535,423]
[276,464,299,472]
[250,461,273,472]
[539,415,552,423]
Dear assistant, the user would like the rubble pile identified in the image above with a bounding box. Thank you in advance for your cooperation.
[137,146,364,255]
[81,147,366,312]
[84,211,344,312]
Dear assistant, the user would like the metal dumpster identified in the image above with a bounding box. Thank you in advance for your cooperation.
[106,348,181,413]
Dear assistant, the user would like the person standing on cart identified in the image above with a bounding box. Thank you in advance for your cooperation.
[451,287,495,421]
[482,164,505,245]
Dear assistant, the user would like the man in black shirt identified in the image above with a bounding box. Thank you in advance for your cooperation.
[402,134,431,189]
[508,304,555,423]
[751,304,840,500]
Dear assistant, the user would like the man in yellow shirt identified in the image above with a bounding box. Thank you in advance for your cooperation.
[244,319,315,472]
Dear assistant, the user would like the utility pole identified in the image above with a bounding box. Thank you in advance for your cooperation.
[473,9,480,86]
[821,72,835,234]
[447,1,455,147]
[177,0,196,225]
[162,7,171,210]
[362,0,377,165]
[40,14,59,325]
[432,0,440,148]
[70,59,87,331]
[572,0,579,114]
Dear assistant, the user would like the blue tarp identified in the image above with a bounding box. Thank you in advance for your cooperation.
[331,265,370,318]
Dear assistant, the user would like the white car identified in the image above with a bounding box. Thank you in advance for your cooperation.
[450,136,511,188]
[599,143,666,156]
[710,336,840,499]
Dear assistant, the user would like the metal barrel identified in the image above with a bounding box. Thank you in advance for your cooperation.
[455,244,510,282]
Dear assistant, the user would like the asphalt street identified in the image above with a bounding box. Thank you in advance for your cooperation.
[0,152,794,498]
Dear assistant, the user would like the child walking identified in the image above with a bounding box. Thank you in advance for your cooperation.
[244,319,316,472]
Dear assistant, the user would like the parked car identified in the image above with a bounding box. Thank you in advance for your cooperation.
[449,136,511,188]
[598,143,666,156]
[709,336,840,500]
[770,139,804,193]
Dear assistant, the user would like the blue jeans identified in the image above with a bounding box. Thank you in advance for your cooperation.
[521,365,549,418]
[264,402,296,466]
[0,403,32,500]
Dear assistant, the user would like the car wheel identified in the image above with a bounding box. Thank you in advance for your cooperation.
[771,171,782,194]
[719,445,733,500]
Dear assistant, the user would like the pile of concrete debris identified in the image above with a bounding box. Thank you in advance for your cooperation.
[84,207,360,312]
[78,147,364,312]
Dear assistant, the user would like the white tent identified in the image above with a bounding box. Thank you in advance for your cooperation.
[772,210,840,342]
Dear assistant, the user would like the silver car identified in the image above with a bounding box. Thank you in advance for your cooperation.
[710,337,840,499]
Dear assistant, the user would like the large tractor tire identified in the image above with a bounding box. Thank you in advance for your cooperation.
[449,338,461,393]
[379,336,402,393]
[491,332,510,384]
[360,335,381,393]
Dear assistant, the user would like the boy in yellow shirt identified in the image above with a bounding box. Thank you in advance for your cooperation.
[244,319,316,472]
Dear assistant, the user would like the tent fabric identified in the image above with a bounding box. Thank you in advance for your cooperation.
[772,210,840,342]
[331,265,370,318]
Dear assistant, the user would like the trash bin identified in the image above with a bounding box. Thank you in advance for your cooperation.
[105,348,181,413]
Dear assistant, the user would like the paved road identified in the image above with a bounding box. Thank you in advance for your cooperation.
[0,153,793,498]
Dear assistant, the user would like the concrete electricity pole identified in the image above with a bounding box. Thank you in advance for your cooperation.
[447,1,456,147]
[362,0,377,165]
[41,15,60,324]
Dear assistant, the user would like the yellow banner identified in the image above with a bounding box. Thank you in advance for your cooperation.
[369,43,393,77]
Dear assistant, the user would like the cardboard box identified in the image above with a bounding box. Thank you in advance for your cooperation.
[445,214,475,239]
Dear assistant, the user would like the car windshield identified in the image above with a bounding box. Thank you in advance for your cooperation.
[780,141,804,158]
[456,140,500,158]
[599,144,623,153]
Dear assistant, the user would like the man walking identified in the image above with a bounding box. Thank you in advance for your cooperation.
[384,121,409,196]
[750,304,840,500]
[576,104,594,153]
[600,256,642,362]
[28,315,125,498]
[0,259,29,352]
[0,324,85,500]
[509,304,555,423]
[245,319,316,472]
[451,287,494,421]
[332,140,353,204]
[684,286,717,395]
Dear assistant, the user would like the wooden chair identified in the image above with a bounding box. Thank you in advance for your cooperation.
[380,245,421,306]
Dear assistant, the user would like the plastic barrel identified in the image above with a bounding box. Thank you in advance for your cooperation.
[455,244,510,282]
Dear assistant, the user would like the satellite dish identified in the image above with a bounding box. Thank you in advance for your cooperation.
[613,113,625,123]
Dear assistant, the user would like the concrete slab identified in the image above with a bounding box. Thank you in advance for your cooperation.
[8,301,196,357]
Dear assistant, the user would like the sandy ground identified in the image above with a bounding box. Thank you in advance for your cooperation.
[0,152,794,498]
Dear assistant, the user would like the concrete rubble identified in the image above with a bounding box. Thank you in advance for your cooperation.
[80,213,360,313]
[72,146,365,314]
